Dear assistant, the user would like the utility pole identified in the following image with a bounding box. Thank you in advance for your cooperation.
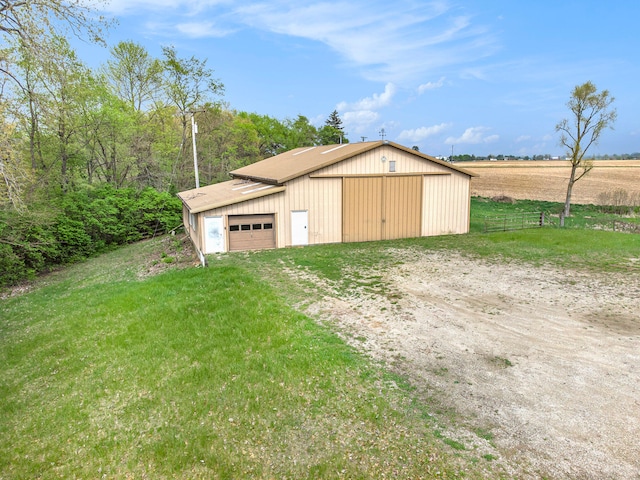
[379,128,386,140]
[187,110,205,188]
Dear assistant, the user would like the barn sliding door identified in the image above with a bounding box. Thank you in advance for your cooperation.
[383,176,422,240]
[342,176,422,243]
[343,177,384,242]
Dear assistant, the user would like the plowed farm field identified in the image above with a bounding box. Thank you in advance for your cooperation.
[460,160,640,204]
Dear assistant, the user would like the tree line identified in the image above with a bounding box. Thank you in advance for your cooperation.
[2,39,348,201]
[452,153,638,162]
[0,1,347,287]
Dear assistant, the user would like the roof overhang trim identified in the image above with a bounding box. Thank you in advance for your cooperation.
[182,185,286,214]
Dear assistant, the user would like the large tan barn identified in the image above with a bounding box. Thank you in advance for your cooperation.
[178,141,474,260]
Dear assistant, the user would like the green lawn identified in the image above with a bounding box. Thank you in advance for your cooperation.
[1,200,638,478]
[1,240,485,479]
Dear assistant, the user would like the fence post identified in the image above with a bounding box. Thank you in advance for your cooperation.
[540,211,545,227]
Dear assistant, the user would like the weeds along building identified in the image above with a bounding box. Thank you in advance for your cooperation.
[178,141,474,259]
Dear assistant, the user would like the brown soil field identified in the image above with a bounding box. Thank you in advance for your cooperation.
[459,160,640,204]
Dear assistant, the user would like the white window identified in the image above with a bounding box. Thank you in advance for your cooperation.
[389,160,396,172]
[189,212,197,231]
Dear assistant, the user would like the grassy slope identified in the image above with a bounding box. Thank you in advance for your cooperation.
[1,239,482,479]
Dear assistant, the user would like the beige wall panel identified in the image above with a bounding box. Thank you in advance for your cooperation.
[199,176,343,250]
[422,172,470,236]
[279,176,343,246]
[317,146,451,176]
[200,192,285,250]
[307,177,343,245]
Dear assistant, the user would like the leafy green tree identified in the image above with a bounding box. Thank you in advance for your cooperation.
[35,36,94,189]
[105,41,162,112]
[194,107,261,185]
[556,81,616,223]
[77,78,138,187]
[284,115,318,149]
[1,0,110,84]
[0,104,29,210]
[241,112,288,157]
[12,40,45,171]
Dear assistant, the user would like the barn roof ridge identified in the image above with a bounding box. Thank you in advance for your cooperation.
[178,141,475,214]
[229,140,474,184]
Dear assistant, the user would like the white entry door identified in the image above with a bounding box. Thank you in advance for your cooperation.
[291,210,308,246]
[204,216,225,253]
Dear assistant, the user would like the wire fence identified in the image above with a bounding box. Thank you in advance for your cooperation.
[483,212,545,233]
[482,212,640,234]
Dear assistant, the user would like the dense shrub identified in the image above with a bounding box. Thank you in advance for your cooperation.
[0,185,183,288]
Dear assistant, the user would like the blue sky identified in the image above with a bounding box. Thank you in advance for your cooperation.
[83,0,639,157]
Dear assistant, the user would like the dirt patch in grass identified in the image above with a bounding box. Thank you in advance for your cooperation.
[2,233,198,299]
[293,249,640,479]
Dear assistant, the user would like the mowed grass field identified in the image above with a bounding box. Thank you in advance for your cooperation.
[460,160,640,204]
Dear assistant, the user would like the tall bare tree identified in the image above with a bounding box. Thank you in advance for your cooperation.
[556,81,616,224]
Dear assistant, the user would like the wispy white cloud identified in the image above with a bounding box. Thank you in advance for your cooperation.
[337,83,396,111]
[101,0,230,16]
[337,84,397,134]
[175,22,235,38]
[398,123,452,142]
[445,126,498,144]
[100,0,497,84]
[342,110,380,134]
[236,1,497,83]
[417,77,446,94]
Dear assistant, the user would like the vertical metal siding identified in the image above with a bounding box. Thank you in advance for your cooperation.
[383,176,422,239]
[343,176,422,242]
[317,146,451,176]
[343,177,383,242]
[199,176,343,250]
[422,172,470,236]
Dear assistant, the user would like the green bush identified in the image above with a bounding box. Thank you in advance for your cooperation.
[0,185,182,288]
[0,243,24,286]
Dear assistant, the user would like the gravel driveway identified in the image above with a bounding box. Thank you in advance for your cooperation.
[296,249,640,479]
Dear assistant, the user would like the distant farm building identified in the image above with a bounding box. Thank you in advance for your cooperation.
[178,141,474,259]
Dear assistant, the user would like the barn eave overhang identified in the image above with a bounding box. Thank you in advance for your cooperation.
[181,185,286,214]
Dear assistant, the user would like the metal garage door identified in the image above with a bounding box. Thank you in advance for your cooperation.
[342,176,422,242]
[228,214,276,251]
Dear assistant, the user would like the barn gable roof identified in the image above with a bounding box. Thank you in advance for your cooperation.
[230,140,474,184]
[178,141,474,213]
